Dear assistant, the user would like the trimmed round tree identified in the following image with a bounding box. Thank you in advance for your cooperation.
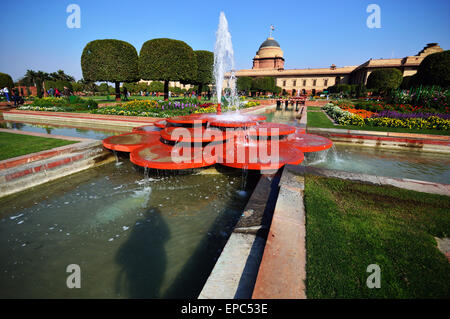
[237,76,253,95]
[366,68,403,94]
[81,39,139,100]
[139,38,197,100]
[0,72,14,89]
[415,50,450,88]
[193,50,214,99]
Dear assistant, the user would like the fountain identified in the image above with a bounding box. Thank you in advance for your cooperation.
[213,11,238,113]
[102,12,333,172]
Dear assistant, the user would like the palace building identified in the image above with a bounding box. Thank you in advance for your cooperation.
[226,38,444,96]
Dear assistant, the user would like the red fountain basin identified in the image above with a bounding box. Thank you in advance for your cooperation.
[247,122,296,137]
[217,139,304,170]
[103,112,331,172]
[102,132,161,153]
[160,126,229,143]
[130,141,216,170]
[286,133,333,153]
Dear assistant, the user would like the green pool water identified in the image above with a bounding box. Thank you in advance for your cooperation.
[0,161,257,298]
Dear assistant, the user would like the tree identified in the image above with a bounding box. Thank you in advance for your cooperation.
[148,81,164,93]
[192,50,213,99]
[0,72,14,89]
[237,76,252,94]
[139,38,197,100]
[72,82,83,93]
[81,39,139,100]
[49,70,75,82]
[20,70,38,87]
[414,50,450,88]
[366,68,403,94]
[251,77,276,95]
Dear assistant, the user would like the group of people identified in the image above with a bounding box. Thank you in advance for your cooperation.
[47,86,72,97]
[1,87,24,106]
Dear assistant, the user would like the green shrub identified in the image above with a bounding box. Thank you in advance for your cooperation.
[415,50,450,88]
[30,97,98,110]
[0,72,14,88]
[366,68,403,93]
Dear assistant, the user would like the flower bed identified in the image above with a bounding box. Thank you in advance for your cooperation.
[17,98,260,118]
[337,100,450,114]
[323,103,450,131]
[19,97,99,112]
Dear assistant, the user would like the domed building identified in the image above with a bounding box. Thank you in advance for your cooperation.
[252,37,285,70]
[226,31,444,96]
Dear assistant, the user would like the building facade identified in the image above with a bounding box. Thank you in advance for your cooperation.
[226,39,444,96]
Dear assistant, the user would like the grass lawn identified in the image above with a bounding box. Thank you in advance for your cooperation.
[307,111,335,128]
[0,132,77,161]
[307,106,323,111]
[307,110,450,136]
[304,175,450,298]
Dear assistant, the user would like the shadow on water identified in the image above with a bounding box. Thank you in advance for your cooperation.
[115,207,170,298]
[161,172,260,299]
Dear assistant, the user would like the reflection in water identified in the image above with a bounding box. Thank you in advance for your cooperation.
[264,108,450,184]
[0,120,121,140]
[305,143,450,184]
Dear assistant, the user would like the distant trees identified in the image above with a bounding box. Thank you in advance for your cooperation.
[139,38,197,100]
[251,77,277,95]
[366,68,403,94]
[0,72,14,89]
[81,39,139,100]
[192,50,214,97]
[237,76,252,94]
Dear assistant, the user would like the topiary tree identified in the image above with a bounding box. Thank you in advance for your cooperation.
[237,76,253,95]
[366,68,403,94]
[81,39,139,100]
[192,50,213,99]
[251,77,276,95]
[0,72,14,89]
[139,38,197,100]
[414,50,450,88]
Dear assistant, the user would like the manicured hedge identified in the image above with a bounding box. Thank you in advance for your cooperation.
[81,39,139,83]
[0,72,14,89]
[415,50,450,88]
[366,68,403,92]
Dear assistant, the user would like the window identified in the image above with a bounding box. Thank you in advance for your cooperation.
[313,79,317,86]
[282,80,286,87]
[293,80,297,87]
[303,80,307,86]
[324,79,328,86]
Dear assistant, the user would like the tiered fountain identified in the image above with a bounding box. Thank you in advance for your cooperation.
[102,12,332,172]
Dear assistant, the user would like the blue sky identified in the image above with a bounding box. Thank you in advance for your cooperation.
[1,0,449,81]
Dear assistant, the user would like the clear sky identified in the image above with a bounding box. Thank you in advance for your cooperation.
[1,0,449,81]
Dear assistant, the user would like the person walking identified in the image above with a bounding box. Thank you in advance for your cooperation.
[3,87,10,102]
[123,87,128,101]
[63,86,71,97]
[13,87,20,107]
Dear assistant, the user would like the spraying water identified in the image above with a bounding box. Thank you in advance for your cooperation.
[213,12,239,110]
